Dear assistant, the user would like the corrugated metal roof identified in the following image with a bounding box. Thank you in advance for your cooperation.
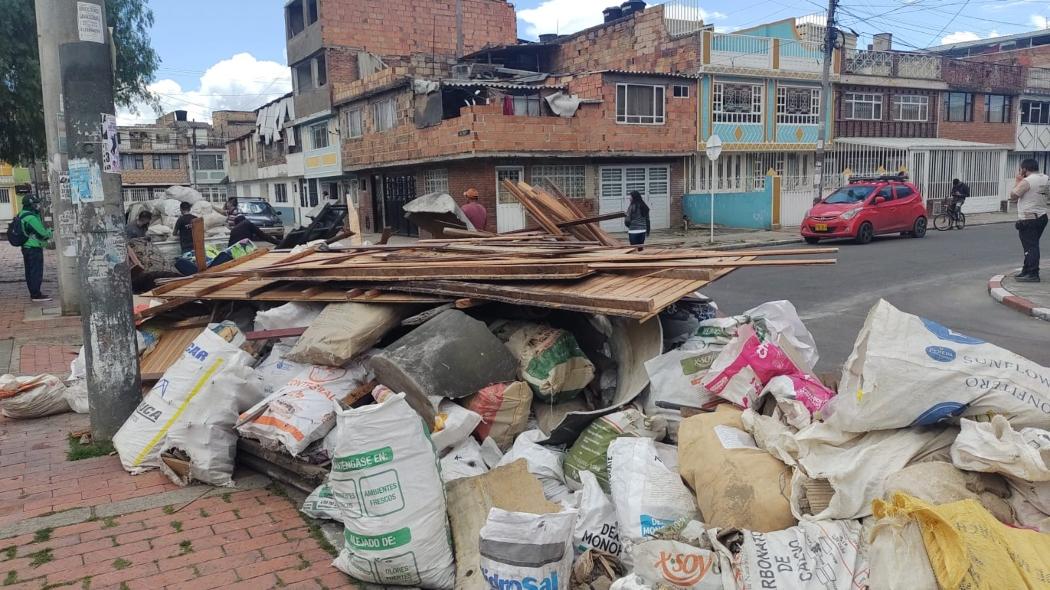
[598,69,697,79]
[441,79,565,90]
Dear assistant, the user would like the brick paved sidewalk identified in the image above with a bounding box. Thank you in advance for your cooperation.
[0,244,82,376]
[0,412,356,589]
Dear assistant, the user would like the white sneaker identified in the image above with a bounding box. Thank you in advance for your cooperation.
[31,295,53,302]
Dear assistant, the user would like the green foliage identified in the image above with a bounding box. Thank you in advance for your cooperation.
[28,548,53,567]
[0,0,160,164]
[3,571,16,586]
[66,435,115,461]
[33,528,52,543]
[111,558,131,570]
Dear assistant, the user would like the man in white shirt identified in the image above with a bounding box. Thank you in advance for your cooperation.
[1008,158,1049,283]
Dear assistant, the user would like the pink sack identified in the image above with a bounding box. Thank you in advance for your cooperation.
[761,373,836,428]
[704,332,800,408]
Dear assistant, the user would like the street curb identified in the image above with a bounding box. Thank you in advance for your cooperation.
[988,274,1050,322]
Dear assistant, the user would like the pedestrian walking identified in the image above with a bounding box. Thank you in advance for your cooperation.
[1008,158,1049,283]
[10,196,54,302]
[172,201,197,255]
[625,190,651,246]
[461,188,488,231]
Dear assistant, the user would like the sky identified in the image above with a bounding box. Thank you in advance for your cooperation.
[118,0,1050,125]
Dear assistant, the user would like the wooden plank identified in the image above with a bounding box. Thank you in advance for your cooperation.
[191,217,206,272]
[149,246,274,295]
[587,258,836,270]
[501,179,566,237]
[245,327,307,340]
[139,326,204,377]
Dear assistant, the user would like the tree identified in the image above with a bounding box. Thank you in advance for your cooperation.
[0,0,160,165]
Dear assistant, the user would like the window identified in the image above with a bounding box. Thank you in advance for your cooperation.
[288,126,302,153]
[120,154,144,170]
[944,92,973,122]
[0,188,10,204]
[713,82,762,124]
[894,185,914,200]
[294,62,313,94]
[121,188,149,202]
[286,0,304,37]
[194,154,224,170]
[310,123,329,149]
[151,154,181,169]
[315,53,327,87]
[531,165,587,198]
[1021,100,1050,125]
[844,92,882,120]
[345,109,363,138]
[306,0,318,24]
[373,98,397,132]
[199,186,227,204]
[423,169,449,194]
[876,186,893,201]
[985,94,1011,123]
[616,83,666,125]
[892,95,929,122]
[307,179,319,207]
[274,183,288,203]
[776,86,820,125]
[504,94,542,116]
[824,186,874,204]
[673,85,690,98]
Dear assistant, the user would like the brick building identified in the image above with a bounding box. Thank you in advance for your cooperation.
[226,94,303,224]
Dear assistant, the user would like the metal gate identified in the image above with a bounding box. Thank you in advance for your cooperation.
[383,175,418,236]
[779,175,813,226]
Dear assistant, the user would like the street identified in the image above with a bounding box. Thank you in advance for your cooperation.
[703,223,1050,374]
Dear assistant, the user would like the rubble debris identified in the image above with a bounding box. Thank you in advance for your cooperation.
[563,408,667,492]
[882,461,1014,524]
[465,381,533,450]
[571,550,628,590]
[286,302,411,366]
[571,470,622,557]
[492,320,596,403]
[0,374,69,419]
[608,437,697,545]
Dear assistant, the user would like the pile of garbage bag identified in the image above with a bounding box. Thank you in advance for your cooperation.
[35,289,1050,589]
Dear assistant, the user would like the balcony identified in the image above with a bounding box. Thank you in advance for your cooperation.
[843,49,941,80]
[942,59,1025,94]
[701,31,824,77]
[1027,68,1050,94]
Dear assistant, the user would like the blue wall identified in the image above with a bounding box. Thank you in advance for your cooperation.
[683,183,773,230]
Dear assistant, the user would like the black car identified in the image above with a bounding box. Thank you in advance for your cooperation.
[238,198,285,238]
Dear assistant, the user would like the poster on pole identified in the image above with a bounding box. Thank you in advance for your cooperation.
[76,2,105,44]
[101,114,121,173]
[68,158,105,204]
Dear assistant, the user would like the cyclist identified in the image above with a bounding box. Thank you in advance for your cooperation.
[949,178,969,221]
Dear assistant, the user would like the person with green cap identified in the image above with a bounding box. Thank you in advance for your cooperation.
[14,196,54,302]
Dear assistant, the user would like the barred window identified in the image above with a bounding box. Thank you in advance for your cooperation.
[893,95,929,122]
[844,92,883,120]
[776,86,820,125]
[714,82,763,124]
[423,169,449,194]
[531,165,587,198]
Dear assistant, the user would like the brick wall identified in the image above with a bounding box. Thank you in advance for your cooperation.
[121,162,190,186]
[549,6,699,75]
[212,111,255,140]
[937,92,1017,144]
[318,0,516,60]
[341,73,697,169]
[835,85,938,138]
[960,45,1050,70]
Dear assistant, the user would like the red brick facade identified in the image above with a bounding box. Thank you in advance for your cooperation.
[937,92,1017,145]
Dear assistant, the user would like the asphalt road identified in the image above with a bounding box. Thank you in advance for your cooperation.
[701,222,1050,374]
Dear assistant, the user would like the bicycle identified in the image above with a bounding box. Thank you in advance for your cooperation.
[933,198,966,231]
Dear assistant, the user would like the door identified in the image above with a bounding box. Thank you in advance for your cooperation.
[869,185,895,232]
[383,174,417,236]
[496,166,526,233]
[598,165,671,232]
[371,175,383,232]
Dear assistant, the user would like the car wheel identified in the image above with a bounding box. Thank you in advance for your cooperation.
[912,216,927,238]
[854,222,874,244]
[804,237,820,245]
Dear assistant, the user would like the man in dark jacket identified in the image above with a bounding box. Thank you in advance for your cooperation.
[16,196,54,302]
[228,215,279,246]
[172,201,197,254]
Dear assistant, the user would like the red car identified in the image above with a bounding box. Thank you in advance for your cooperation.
[801,176,928,244]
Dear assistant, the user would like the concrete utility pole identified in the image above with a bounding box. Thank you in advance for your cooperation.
[35,0,83,315]
[59,3,142,441]
[813,0,838,204]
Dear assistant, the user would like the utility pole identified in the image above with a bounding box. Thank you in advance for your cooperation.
[35,0,83,315]
[813,0,838,204]
[191,123,199,191]
[59,1,142,441]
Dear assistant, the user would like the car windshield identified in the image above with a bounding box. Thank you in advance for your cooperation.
[824,186,875,204]
[242,201,270,215]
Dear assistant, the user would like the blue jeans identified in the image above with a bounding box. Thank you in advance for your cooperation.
[628,232,647,245]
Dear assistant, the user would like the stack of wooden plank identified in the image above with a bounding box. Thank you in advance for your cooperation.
[498,180,621,246]
[144,239,836,321]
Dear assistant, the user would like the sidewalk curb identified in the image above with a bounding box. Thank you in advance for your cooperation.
[988,274,1050,322]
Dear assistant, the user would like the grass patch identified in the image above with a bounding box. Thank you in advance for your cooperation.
[191,566,201,578]
[178,541,193,556]
[1,547,15,561]
[33,528,53,543]
[267,483,338,558]
[3,571,16,586]
[162,505,175,515]
[101,516,118,529]
[66,435,115,462]
[119,583,129,590]
[28,548,53,568]
[231,509,241,520]
[112,558,131,571]
[220,493,232,504]
[296,554,310,570]
[274,574,286,587]
[81,577,92,589]
[42,582,76,590]
[169,521,182,533]
[198,509,210,518]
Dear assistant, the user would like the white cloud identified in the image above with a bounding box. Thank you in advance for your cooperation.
[117,53,291,125]
[1031,14,1049,29]
[941,31,981,44]
[517,0,722,39]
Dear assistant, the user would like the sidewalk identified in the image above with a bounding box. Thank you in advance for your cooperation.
[989,264,1050,321]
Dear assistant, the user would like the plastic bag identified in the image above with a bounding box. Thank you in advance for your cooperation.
[608,437,698,544]
[466,381,532,450]
[868,511,937,590]
[480,508,578,590]
[494,321,595,403]
[704,327,801,409]
[439,436,490,482]
[643,344,723,414]
[287,302,408,367]
[64,380,89,414]
[563,408,667,492]
[759,373,836,429]
[253,342,307,395]
[301,481,342,522]
[950,416,1050,482]
[253,302,325,344]
[828,299,1050,432]
[572,470,622,557]
[331,393,455,588]
[743,300,819,371]
[0,374,69,419]
[631,541,722,590]
[430,398,482,454]
[237,360,372,456]
[498,429,573,503]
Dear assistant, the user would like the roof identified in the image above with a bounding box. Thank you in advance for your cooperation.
[597,69,697,79]
[441,79,565,90]
[928,29,1050,53]
[835,137,1011,150]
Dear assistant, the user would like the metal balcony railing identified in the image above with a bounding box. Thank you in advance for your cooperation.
[1027,68,1050,91]
[703,31,823,74]
[844,49,942,80]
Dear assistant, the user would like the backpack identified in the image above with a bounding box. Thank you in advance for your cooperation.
[6,212,28,247]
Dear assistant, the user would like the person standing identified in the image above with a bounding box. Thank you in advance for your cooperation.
[625,190,651,246]
[172,201,197,255]
[125,210,153,240]
[461,188,488,231]
[15,196,54,302]
[224,197,241,228]
[1009,158,1049,283]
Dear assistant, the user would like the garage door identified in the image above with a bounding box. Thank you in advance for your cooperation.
[598,165,671,232]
